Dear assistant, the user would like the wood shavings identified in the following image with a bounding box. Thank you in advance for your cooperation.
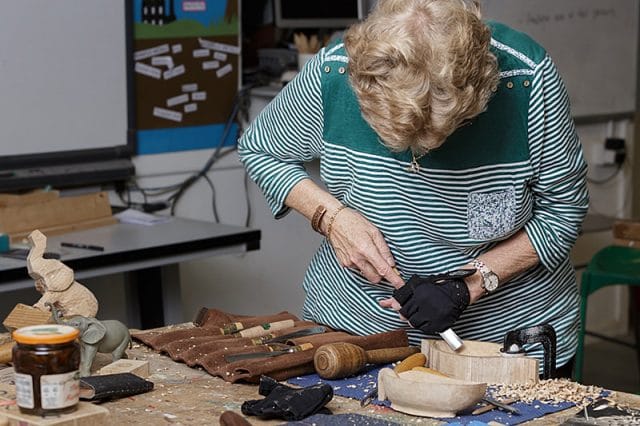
[490,379,603,408]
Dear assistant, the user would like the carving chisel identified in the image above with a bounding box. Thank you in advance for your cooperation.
[480,397,520,415]
[224,343,314,363]
[252,326,327,345]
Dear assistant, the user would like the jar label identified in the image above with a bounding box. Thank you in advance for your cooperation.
[40,371,80,409]
[14,372,34,409]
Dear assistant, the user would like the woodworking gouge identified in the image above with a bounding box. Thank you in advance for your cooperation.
[253,326,327,345]
[481,397,520,415]
[224,343,314,363]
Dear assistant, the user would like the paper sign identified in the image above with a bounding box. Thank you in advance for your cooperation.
[202,60,220,70]
[135,62,162,79]
[167,94,190,107]
[216,64,233,78]
[192,91,207,101]
[192,49,210,58]
[171,44,183,54]
[183,1,206,12]
[182,83,198,92]
[163,64,185,80]
[213,51,228,61]
[184,103,198,113]
[134,44,170,61]
[198,38,241,55]
[151,56,174,69]
[153,107,183,122]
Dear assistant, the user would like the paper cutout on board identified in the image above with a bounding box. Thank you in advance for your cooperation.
[133,0,240,154]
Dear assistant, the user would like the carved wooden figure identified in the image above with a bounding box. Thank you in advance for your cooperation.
[27,230,98,318]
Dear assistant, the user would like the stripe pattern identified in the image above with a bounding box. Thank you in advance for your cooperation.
[238,26,588,371]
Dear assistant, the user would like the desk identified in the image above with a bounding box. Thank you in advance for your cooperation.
[0,218,260,328]
[0,337,630,425]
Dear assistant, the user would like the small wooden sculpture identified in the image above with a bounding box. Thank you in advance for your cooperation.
[27,230,98,318]
[313,342,419,379]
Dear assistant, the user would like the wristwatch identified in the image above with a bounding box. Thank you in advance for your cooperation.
[471,259,499,293]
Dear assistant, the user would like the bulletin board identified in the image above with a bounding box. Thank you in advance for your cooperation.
[482,0,639,118]
[132,0,240,155]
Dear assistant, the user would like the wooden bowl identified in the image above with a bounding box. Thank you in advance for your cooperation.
[377,368,486,418]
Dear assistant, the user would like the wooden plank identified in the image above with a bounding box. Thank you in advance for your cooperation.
[0,192,113,238]
[422,339,539,385]
[613,220,640,241]
[97,359,150,378]
[0,384,110,426]
[10,217,117,244]
[613,237,640,248]
[0,190,60,208]
[2,304,51,333]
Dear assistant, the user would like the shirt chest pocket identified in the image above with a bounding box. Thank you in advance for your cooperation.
[467,187,516,240]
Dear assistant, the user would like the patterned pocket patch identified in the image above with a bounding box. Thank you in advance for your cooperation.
[467,188,516,240]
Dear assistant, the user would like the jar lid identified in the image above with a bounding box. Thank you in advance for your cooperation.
[12,324,80,345]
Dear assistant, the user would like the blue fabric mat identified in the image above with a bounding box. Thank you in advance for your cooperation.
[287,365,576,425]
[285,413,401,425]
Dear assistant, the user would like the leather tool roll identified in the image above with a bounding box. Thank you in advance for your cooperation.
[133,308,410,383]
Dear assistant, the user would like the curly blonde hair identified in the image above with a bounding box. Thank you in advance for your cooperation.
[344,0,499,154]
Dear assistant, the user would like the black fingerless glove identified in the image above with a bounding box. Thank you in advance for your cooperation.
[393,269,475,335]
[241,376,333,421]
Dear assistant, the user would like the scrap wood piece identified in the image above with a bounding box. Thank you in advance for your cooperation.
[0,383,110,425]
[97,359,150,378]
[0,190,60,208]
[0,191,115,243]
[613,220,640,241]
[2,303,51,332]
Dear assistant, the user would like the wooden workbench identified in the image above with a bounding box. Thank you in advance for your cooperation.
[2,338,639,425]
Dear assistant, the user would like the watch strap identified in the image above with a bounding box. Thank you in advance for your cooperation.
[79,372,154,401]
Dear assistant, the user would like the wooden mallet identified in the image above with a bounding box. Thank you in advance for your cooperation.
[314,342,419,379]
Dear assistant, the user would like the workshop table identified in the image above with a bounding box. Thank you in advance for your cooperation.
[0,217,260,329]
[1,326,639,425]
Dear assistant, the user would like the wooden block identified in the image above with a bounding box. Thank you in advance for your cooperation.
[422,339,539,385]
[0,342,13,365]
[0,192,114,243]
[613,220,640,241]
[11,217,117,244]
[0,384,110,426]
[96,359,150,378]
[613,237,640,248]
[0,190,60,208]
[3,304,51,333]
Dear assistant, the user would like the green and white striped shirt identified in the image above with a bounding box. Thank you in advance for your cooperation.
[238,22,589,369]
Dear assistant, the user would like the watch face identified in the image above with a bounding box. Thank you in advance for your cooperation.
[484,273,499,292]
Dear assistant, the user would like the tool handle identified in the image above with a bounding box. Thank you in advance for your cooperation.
[236,319,295,338]
[0,341,14,365]
[365,346,419,365]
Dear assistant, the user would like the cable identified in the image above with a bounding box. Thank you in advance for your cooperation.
[586,163,623,185]
[201,173,220,223]
[243,170,252,227]
[168,86,253,215]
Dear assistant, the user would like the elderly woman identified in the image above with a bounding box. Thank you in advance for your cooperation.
[238,0,588,376]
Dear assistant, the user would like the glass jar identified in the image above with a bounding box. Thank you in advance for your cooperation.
[12,324,81,416]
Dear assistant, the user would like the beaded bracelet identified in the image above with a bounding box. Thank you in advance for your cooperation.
[326,205,347,238]
[310,205,327,234]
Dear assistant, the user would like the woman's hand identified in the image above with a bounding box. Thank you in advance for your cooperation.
[326,207,405,288]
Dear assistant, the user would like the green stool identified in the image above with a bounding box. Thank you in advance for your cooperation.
[574,245,640,383]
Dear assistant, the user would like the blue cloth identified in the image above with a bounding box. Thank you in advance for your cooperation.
[287,366,577,426]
